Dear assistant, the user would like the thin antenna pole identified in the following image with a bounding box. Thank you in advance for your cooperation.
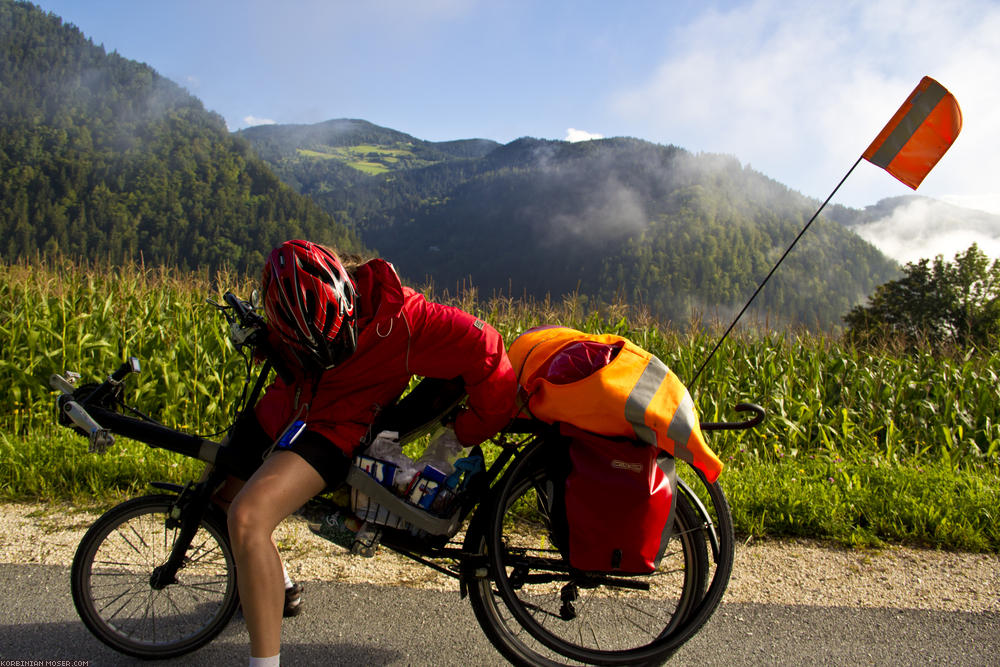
[690,156,864,385]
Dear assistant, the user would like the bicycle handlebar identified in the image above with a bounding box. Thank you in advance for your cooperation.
[49,290,293,457]
[50,357,141,453]
[700,403,766,431]
[61,399,115,452]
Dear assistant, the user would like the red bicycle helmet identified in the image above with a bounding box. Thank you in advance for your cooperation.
[262,240,358,369]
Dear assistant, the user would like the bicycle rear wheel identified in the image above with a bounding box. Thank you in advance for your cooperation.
[465,444,710,666]
[70,494,239,659]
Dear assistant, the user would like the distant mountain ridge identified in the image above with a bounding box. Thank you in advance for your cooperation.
[237,118,499,162]
[239,121,902,329]
[10,0,990,330]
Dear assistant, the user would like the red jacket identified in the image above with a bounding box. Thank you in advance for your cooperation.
[254,258,516,455]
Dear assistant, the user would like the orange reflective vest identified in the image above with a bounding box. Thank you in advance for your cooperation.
[509,326,722,482]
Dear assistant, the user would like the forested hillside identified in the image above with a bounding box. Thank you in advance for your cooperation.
[242,125,900,329]
[2,0,902,330]
[0,0,363,272]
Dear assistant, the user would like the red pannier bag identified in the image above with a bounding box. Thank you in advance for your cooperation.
[561,423,677,574]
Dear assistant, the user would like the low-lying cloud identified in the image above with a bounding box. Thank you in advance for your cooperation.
[612,0,1000,219]
[243,115,277,127]
[854,198,1000,264]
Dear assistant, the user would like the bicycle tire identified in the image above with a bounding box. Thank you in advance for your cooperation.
[70,494,239,659]
[465,443,710,666]
[657,468,736,662]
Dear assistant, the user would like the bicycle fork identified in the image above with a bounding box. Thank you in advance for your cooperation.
[148,474,224,589]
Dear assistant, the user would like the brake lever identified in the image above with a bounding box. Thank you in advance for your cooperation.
[50,371,81,394]
[208,296,263,347]
[206,297,237,325]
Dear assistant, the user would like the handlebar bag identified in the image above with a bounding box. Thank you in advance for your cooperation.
[508,326,722,482]
[560,423,677,574]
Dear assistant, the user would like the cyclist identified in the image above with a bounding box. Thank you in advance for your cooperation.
[221,240,515,667]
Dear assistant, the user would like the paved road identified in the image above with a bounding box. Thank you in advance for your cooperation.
[1,563,997,666]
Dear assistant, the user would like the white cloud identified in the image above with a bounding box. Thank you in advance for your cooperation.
[566,128,604,142]
[243,115,277,127]
[853,198,1000,264]
[612,0,1000,216]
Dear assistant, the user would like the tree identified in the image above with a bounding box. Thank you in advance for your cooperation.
[844,244,1000,348]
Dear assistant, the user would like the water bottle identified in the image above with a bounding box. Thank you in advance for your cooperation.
[350,522,382,557]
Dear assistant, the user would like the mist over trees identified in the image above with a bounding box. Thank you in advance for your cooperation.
[0,0,363,273]
[3,0,911,332]
[241,127,900,330]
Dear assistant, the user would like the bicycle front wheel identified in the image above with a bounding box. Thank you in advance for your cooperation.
[70,494,239,659]
[466,444,709,666]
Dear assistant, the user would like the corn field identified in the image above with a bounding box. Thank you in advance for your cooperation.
[2,259,999,549]
[4,259,1000,467]
[1,260,258,435]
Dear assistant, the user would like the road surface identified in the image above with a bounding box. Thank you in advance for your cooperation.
[1,563,997,666]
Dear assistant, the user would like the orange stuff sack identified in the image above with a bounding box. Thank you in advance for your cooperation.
[509,326,722,482]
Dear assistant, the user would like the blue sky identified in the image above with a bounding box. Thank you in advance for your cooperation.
[34,0,1000,259]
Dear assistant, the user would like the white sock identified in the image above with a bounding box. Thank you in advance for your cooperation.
[249,655,279,667]
[281,561,293,590]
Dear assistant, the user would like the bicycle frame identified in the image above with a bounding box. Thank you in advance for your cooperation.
[51,352,763,576]
[50,353,549,582]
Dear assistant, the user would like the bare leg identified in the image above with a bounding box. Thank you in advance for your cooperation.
[215,473,296,606]
[228,451,326,658]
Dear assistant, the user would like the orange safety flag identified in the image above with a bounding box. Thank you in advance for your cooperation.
[862,76,962,189]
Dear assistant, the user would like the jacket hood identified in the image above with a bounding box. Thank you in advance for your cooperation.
[353,258,405,331]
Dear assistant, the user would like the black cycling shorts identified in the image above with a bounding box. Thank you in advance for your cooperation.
[223,411,351,489]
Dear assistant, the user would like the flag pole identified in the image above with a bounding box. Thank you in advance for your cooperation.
[690,156,864,385]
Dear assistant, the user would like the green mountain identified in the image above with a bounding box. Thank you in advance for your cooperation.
[234,120,499,235]
[0,0,364,272]
[241,125,900,329]
[2,0,902,330]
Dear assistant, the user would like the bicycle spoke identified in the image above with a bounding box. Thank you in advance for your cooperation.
[72,496,239,658]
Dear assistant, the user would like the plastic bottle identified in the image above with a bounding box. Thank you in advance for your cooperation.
[366,430,402,460]
[415,426,468,475]
[350,522,382,557]
[364,430,420,493]
[366,431,417,482]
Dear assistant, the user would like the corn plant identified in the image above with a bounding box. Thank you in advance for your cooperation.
[3,259,999,549]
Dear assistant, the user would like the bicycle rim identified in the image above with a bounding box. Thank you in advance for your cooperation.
[70,494,239,659]
[467,450,709,666]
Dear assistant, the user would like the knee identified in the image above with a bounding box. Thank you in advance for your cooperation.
[227,493,270,550]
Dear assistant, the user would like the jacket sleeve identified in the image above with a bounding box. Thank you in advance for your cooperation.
[404,292,516,444]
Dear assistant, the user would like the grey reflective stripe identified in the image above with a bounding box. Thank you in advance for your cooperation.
[654,454,677,566]
[624,357,669,447]
[868,79,948,168]
[666,392,696,464]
